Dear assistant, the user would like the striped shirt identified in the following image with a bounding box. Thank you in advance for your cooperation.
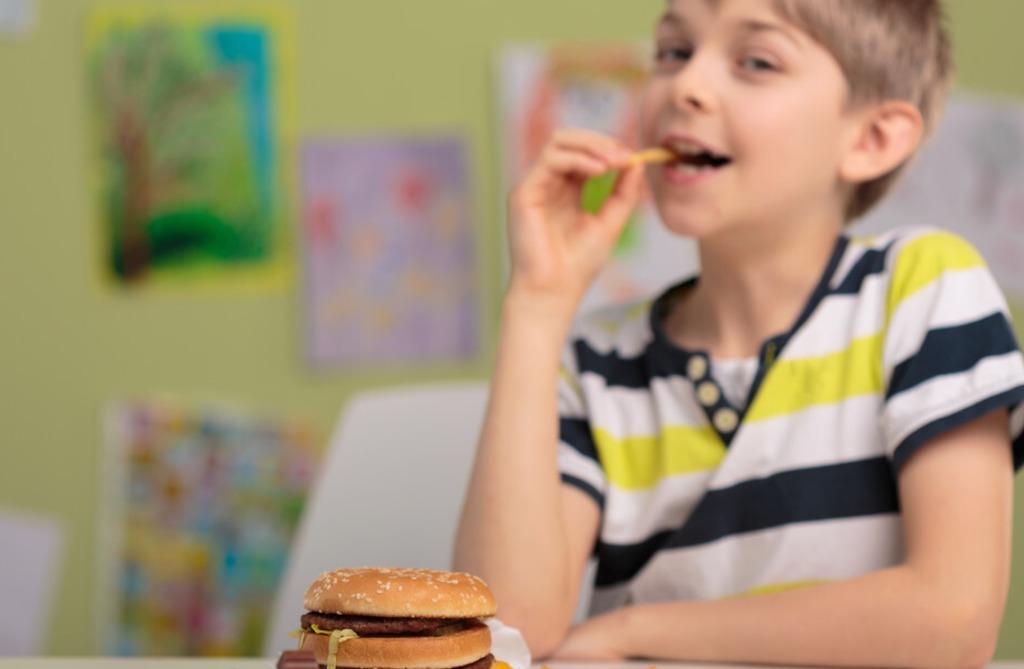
[557,226,1024,614]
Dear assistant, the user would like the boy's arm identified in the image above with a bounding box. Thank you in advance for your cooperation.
[452,129,644,656]
[553,408,1014,669]
[455,291,602,654]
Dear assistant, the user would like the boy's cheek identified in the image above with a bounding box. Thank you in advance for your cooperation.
[637,88,669,143]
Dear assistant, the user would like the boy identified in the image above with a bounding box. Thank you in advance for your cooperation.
[455,0,1024,667]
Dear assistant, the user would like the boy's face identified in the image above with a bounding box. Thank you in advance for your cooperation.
[640,0,860,239]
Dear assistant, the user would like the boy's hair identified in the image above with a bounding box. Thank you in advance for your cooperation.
[770,0,955,221]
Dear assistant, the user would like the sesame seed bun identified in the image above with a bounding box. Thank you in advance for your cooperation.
[299,567,497,669]
[303,567,497,618]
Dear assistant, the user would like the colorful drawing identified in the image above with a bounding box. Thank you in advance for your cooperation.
[86,4,294,291]
[498,42,699,311]
[98,400,320,656]
[300,137,479,367]
[857,93,1024,303]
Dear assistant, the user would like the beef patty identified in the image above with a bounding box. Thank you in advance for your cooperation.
[300,612,464,635]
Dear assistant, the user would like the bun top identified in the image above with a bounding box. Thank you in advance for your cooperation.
[303,567,497,618]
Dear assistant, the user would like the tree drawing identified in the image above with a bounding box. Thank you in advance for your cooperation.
[90,20,272,284]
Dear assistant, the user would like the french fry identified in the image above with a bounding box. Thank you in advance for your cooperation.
[628,147,676,166]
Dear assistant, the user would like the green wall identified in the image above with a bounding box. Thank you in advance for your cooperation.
[1,0,1023,658]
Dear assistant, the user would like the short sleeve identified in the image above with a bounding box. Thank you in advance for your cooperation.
[879,230,1024,471]
[557,333,607,508]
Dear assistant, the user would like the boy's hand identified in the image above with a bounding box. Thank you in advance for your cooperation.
[507,128,645,312]
[548,610,630,661]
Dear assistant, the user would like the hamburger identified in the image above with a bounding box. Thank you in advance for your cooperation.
[297,567,498,669]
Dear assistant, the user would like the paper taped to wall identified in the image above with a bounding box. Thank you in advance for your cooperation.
[0,0,33,37]
[0,508,64,655]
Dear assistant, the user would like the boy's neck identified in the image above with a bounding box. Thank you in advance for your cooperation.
[664,221,842,359]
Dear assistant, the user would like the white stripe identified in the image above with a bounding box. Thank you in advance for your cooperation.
[829,228,894,290]
[558,374,586,419]
[573,302,652,358]
[885,265,1009,369]
[597,395,888,546]
[884,351,1024,451]
[578,375,706,440]
[617,515,903,602]
[600,470,716,545]
[829,237,870,291]
[867,225,932,257]
[834,225,929,290]
[587,583,631,617]
[786,279,886,359]
[558,442,607,496]
[711,394,886,489]
[559,337,588,418]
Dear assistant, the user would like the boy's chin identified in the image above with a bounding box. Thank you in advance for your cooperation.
[655,212,722,240]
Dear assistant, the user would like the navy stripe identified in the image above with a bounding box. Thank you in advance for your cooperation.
[888,313,1019,400]
[892,386,1024,472]
[594,457,897,587]
[561,473,604,509]
[832,244,894,295]
[595,530,673,588]
[560,417,599,460]
[573,339,654,389]
[1015,420,1024,471]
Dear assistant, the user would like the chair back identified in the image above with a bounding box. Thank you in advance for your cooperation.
[263,381,489,656]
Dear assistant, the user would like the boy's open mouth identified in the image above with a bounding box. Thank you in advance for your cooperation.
[665,141,732,174]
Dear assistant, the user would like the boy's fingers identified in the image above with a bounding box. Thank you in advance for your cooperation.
[543,151,612,178]
[551,128,633,166]
[598,164,645,227]
[524,145,615,187]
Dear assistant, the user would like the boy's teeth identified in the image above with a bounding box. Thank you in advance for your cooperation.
[672,145,703,158]
[668,140,701,152]
[669,161,708,174]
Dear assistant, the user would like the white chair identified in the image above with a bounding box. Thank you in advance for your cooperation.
[263,381,490,656]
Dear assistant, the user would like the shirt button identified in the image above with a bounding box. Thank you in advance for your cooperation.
[697,381,720,407]
[686,355,708,381]
[713,407,739,433]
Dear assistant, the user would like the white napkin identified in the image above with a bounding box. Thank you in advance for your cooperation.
[486,618,532,669]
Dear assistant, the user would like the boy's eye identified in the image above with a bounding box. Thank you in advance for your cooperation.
[655,46,693,64]
[738,55,778,72]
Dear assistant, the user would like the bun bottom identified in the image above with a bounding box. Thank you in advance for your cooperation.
[300,620,492,669]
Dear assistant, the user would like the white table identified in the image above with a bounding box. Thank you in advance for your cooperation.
[1,661,1023,669]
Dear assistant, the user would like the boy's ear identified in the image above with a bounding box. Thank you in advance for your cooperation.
[839,100,924,184]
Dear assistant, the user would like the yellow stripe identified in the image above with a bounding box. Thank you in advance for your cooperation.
[733,580,825,598]
[886,231,984,321]
[627,300,653,321]
[594,301,650,333]
[746,231,980,423]
[747,334,884,422]
[593,425,725,491]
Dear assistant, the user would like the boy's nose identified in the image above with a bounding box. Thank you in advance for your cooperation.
[670,56,715,112]
[677,90,708,111]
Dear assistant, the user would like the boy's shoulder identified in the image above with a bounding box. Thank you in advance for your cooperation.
[569,293,664,356]
[838,225,986,286]
[847,224,981,261]
[834,226,999,329]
